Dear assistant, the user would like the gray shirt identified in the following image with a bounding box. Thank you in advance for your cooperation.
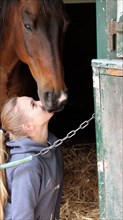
[5,132,63,220]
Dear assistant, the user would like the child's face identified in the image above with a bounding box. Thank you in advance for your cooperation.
[16,96,54,127]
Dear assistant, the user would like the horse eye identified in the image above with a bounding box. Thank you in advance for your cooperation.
[24,23,32,31]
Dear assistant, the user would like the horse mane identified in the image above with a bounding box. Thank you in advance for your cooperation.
[41,0,68,20]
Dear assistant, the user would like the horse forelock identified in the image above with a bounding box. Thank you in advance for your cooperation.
[0,0,68,31]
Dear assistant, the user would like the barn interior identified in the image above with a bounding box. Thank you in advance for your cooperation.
[49,1,97,144]
[49,1,100,219]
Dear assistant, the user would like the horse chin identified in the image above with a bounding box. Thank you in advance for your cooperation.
[44,100,67,113]
[47,106,65,113]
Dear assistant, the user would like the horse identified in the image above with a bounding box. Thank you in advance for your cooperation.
[0,0,69,119]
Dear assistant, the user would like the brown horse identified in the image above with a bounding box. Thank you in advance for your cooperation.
[0,0,68,117]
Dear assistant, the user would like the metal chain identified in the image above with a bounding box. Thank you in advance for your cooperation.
[0,113,95,170]
[35,113,95,157]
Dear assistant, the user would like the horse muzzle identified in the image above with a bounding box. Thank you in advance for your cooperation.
[38,90,68,113]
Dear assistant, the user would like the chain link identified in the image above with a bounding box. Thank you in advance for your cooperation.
[37,113,95,156]
[0,113,95,169]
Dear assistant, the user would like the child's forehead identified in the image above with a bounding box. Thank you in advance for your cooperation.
[18,96,31,103]
[17,97,32,111]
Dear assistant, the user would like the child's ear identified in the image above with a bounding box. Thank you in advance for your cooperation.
[22,123,34,132]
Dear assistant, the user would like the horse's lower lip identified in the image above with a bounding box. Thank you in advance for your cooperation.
[45,104,65,113]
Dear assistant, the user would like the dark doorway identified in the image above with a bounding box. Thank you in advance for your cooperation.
[49,3,97,143]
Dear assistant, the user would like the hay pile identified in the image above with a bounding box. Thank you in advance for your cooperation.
[60,142,100,220]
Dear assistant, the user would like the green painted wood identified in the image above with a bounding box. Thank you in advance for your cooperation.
[96,0,107,58]
[116,0,123,58]
[92,67,105,219]
[92,59,123,220]
[95,0,123,219]
[96,0,117,59]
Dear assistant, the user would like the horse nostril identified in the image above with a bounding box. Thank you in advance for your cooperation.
[44,90,68,111]
[44,91,56,108]
[45,92,52,103]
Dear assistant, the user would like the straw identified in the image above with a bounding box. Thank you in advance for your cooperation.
[60,142,100,220]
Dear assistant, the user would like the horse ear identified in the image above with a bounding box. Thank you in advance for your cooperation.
[22,123,34,132]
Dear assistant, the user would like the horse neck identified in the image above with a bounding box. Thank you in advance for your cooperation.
[0,29,18,75]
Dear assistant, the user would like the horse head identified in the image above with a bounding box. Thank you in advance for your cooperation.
[1,0,69,112]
